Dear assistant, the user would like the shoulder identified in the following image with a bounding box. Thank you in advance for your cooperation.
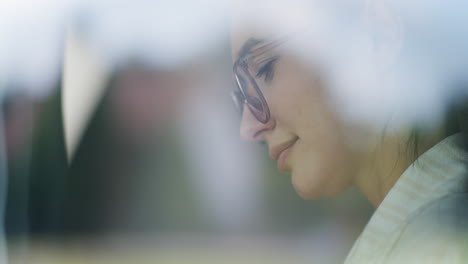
[385,193,468,263]
[410,193,468,233]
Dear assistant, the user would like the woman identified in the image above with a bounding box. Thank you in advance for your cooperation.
[230,0,468,262]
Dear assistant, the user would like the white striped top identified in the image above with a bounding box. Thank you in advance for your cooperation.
[345,133,468,264]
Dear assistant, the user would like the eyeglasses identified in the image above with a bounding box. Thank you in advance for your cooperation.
[231,36,289,124]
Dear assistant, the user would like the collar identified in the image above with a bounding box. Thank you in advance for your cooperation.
[346,133,468,261]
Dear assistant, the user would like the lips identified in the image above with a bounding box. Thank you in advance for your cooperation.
[269,137,298,162]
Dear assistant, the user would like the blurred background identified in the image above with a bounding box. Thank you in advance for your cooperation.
[3,0,468,263]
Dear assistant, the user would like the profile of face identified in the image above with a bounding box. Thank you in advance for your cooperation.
[231,30,359,200]
[229,0,446,205]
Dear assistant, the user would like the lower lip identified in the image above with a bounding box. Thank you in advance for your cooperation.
[277,142,296,171]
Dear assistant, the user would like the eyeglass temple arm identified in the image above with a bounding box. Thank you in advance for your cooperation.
[246,35,291,61]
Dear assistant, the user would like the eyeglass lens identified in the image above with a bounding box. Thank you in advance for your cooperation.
[233,63,268,123]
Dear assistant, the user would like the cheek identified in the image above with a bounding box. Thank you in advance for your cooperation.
[290,136,354,200]
[271,68,331,138]
[269,59,356,198]
[267,58,325,129]
[268,79,311,129]
[293,94,355,198]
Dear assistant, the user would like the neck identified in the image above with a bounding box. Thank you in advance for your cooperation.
[354,128,446,208]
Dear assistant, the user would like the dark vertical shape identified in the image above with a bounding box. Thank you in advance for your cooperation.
[27,84,67,234]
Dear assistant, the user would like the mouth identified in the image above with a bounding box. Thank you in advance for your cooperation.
[269,137,299,171]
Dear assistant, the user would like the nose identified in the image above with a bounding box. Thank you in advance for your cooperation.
[239,104,274,142]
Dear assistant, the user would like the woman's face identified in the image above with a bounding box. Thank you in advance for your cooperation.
[232,30,359,199]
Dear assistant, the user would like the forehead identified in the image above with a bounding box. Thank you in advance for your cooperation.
[231,26,303,64]
[230,30,268,60]
[229,0,309,59]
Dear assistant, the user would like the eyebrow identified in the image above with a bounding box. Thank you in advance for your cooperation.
[236,34,292,64]
[237,38,265,60]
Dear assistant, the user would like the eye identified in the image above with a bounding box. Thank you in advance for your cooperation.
[255,57,279,82]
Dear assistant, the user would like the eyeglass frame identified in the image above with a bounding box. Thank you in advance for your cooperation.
[231,35,291,124]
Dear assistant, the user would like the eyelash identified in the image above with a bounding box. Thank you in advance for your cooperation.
[255,57,279,82]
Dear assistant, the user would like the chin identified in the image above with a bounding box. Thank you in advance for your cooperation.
[290,169,349,200]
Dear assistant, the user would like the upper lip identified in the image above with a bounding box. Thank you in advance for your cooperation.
[269,137,298,161]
